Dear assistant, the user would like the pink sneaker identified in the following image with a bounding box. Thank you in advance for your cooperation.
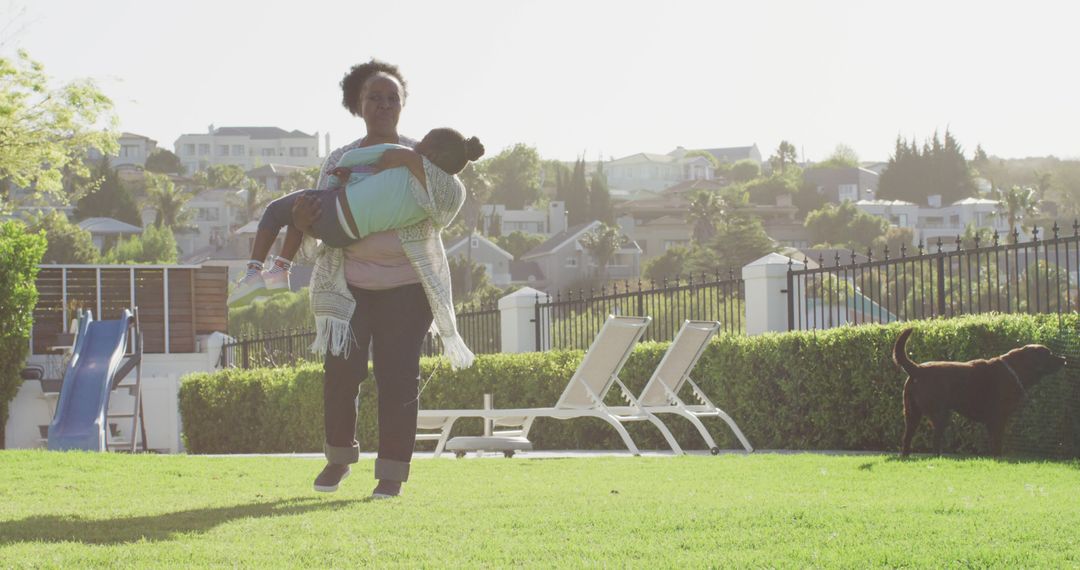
[263,269,291,295]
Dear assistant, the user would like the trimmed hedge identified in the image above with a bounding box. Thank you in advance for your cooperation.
[179,313,1080,457]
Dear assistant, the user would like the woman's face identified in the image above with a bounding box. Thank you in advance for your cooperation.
[358,73,404,137]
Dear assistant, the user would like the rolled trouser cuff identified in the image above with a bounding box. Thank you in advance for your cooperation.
[374,458,410,482]
[324,441,359,465]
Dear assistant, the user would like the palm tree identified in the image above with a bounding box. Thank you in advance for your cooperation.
[996,185,1038,242]
[579,223,627,281]
[231,179,276,225]
[144,172,193,229]
[688,191,725,243]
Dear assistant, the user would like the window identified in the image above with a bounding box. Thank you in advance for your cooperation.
[216,145,229,156]
[261,148,276,157]
[289,147,308,157]
[565,257,578,268]
[198,144,210,156]
[838,184,858,202]
[121,145,138,158]
[196,207,220,222]
[949,214,960,227]
[470,237,479,248]
[232,145,245,156]
[889,214,908,226]
[184,144,196,156]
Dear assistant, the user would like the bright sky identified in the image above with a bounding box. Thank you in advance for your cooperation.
[4,0,1078,163]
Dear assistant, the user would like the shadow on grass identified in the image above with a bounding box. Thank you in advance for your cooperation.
[883,454,1080,468]
[0,497,362,545]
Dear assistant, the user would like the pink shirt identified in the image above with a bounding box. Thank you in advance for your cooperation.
[321,135,420,290]
[342,230,420,290]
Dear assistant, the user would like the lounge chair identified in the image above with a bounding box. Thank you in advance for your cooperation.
[632,320,753,454]
[416,315,684,457]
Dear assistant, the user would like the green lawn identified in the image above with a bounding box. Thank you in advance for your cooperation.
[1,451,1079,568]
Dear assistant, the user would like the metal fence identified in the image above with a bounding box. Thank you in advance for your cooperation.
[219,300,501,369]
[787,223,1080,331]
[534,272,746,351]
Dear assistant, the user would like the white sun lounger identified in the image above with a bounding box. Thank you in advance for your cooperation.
[417,315,684,457]
[631,320,753,454]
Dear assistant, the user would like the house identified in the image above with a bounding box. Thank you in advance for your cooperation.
[247,163,310,194]
[88,132,158,169]
[174,126,323,175]
[480,201,567,237]
[698,144,763,166]
[76,217,142,252]
[509,260,545,286]
[803,166,880,203]
[855,196,1013,246]
[520,221,642,292]
[445,233,514,287]
[616,214,691,261]
[604,150,717,193]
[165,188,246,259]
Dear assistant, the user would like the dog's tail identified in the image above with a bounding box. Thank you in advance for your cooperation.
[893,327,920,377]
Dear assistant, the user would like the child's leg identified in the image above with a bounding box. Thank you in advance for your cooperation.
[253,190,309,262]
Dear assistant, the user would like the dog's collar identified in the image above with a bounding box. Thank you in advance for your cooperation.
[1001,359,1026,396]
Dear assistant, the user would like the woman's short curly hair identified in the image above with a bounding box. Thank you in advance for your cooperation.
[340,59,408,117]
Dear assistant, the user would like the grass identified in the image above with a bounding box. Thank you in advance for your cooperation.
[1,451,1079,568]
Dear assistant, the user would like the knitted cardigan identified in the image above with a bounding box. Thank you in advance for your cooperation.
[305,139,474,369]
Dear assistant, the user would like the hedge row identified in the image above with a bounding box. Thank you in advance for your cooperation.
[179,313,1080,457]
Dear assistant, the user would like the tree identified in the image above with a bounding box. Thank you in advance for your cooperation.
[643,245,691,283]
[102,223,178,264]
[493,231,545,259]
[692,212,777,274]
[193,163,249,191]
[0,50,117,211]
[281,166,321,194]
[145,149,184,175]
[565,158,590,225]
[878,130,977,205]
[804,201,889,250]
[687,191,724,243]
[448,256,490,304]
[579,223,627,280]
[588,162,613,223]
[451,162,492,241]
[486,143,541,209]
[230,180,276,225]
[730,160,760,183]
[0,220,47,448]
[769,140,799,174]
[73,157,141,226]
[144,172,193,229]
[996,185,1039,241]
[817,143,859,168]
[29,211,100,264]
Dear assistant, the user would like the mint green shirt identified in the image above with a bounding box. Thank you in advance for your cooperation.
[336,143,428,239]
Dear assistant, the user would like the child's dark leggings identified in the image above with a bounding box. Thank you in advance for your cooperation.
[258,189,355,248]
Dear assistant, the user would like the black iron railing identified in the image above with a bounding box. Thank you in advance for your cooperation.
[534,272,746,351]
[787,223,1080,331]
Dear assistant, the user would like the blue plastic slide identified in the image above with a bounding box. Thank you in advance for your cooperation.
[47,310,134,451]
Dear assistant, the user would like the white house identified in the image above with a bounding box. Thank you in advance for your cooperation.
[605,150,718,193]
[445,233,514,287]
[856,196,1014,245]
[175,126,322,175]
[247,163,310,194]
[87,132,158,169]
[480,201,567,237]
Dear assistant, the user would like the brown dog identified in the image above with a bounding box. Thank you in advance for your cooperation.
[893,328,1065,456]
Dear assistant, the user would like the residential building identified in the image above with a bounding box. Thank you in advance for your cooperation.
[162,188,245,259]
[855,196,1013,246]
[76,217,142,252]
[480,201,567,237]
[519,221,642,292]
[445,233,514,287]
[88,132,158,169]
[605,150,717,193]
[174,126,321,174]
[803,166,880,203]
[698,144,763,166]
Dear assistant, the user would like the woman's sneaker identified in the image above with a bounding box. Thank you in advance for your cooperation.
[313,463,351,492]
[227,272,267,307]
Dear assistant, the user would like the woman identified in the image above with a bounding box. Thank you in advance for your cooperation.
[292,59,470,498]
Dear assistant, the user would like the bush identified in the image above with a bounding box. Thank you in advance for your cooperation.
[0,221,47,447]
[179,313,1080,457]
[30,211,99,264]
[228,288,313,336]
[102,223,177,264]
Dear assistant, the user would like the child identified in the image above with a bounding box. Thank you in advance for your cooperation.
[228,128,484,306]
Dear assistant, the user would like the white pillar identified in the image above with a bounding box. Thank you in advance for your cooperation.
[498,286,550,353]
[742,253,804,335]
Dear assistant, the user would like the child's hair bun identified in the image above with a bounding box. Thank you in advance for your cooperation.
[464,136,485,161]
